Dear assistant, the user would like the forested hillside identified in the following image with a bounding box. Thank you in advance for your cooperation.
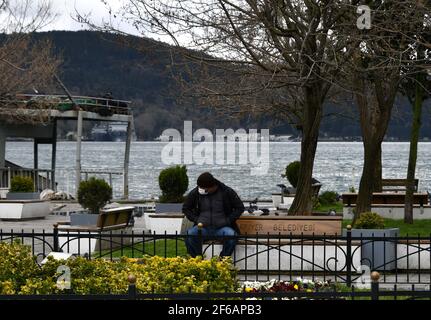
[32,31,431,141]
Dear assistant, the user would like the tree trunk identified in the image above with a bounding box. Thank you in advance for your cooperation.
[353,71,398,224]
[373,145,382,192]
[355,140,379,222]
[289,86,322,216]
[405,75,424,224]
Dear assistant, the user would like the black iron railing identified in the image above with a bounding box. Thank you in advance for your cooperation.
[0,272,430,300]
[1,227,431,287]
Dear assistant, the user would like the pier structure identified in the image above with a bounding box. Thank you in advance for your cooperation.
[0,94,134,199]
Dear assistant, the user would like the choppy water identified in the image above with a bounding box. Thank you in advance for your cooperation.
[5,141,431,199]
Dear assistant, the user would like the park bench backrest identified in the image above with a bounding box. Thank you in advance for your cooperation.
[342,193,429,206]
[312,184,322,197]
[382,179,419,191]
[96,207,135,230]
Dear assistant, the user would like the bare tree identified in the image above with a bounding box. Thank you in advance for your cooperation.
[403,44,431,223]
[0,0,60,125]
[343,1,431,222]
[79,1,429,218]
[81,0,359,215]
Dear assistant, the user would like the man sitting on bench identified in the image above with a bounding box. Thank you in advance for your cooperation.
[183,172,244,257]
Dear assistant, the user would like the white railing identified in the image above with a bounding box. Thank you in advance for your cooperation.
[0,167,55,191]
[0,168,124,199]
[81,169,123,193]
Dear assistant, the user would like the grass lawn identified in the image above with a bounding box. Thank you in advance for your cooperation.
[95,239,188,259]
[342,218,431,236]
[313,201,431,235]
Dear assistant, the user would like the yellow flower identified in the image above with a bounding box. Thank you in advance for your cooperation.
[294,284,299,290]
[245,287,253,292]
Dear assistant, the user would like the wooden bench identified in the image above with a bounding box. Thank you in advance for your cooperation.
[382,179,419,192]
[342,193,429,207]
[149,213,342,236]
[54,206,135,232]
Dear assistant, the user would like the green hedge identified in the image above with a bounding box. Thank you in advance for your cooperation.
[0,242,238,295]
[159,165,189,203]
[77,177,112,214]
[354,212,385,229]
[318,191,338,206]
[10,176,35,193]
[283,161,300,188]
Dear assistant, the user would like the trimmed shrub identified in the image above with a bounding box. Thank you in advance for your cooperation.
[159,165,189,203]
[354,212,385,229]
[0,242,238,295]
[283,161,300,188]
[0,242,39,294]
[77,177,112,214]
[318,191,338,206]
[10,176,34,193]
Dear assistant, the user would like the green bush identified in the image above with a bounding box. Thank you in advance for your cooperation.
[0,242,238,295]
[0,241,39,294]
[159,165,189,203]
[10,176,35,193]
[354,212,385,229]
[77,177,112,214]
[318,191,338,206]
[283,161,301,188]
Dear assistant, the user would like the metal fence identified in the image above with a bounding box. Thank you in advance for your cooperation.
[0,167,55,191]
[1,227,431,288]
[0,273,430,300]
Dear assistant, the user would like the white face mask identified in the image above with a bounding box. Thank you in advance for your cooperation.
[198,187,208,195]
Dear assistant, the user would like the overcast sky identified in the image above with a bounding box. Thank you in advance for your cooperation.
[41,0,139,35]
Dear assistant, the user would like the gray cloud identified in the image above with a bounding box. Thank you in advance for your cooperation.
[42,0,139,35]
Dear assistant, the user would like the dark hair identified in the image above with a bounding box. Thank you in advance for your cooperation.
[197,172,217,188]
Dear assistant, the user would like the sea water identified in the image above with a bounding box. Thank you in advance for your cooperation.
[5,141,431,200]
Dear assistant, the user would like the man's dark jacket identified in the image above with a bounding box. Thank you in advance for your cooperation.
[182,180,244,233]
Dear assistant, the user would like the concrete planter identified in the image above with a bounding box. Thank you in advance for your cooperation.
[271,193,282,208]
[70,212,99,226]
[343,206,431,220]
[0,200,50,220]
[58,227,133,255]
[206,242,362,272]
[6,192,40,200]
[277,195,295,210]
[347,228,399,271]
[282,196,295,205]
[148,213,184,233]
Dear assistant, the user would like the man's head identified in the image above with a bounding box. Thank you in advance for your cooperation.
[197,172,218,195]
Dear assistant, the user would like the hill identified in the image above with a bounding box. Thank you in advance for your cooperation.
[31,31,431,141]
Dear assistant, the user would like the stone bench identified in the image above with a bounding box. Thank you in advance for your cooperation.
[203,239,362,272]
[0,199,50,220]
[342,192,429,207]
[148,213,343,235]
[342,193,431,219]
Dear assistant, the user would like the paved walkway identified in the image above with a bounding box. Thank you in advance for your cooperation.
[0,201,149,233]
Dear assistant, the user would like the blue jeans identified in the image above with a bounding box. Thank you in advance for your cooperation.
[184,226,237,257]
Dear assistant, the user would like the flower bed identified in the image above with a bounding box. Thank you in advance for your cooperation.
[0,242,238,295]
[242,278,336,294]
